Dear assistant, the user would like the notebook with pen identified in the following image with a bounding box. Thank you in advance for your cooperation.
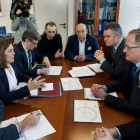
[0,110,56,140]
[17,82,62,98]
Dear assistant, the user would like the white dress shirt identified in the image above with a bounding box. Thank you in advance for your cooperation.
[5,64,17,92]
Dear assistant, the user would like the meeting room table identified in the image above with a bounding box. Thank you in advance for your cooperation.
[3,57,134,140]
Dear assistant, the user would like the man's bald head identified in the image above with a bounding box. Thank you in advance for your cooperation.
[76,23,88,42]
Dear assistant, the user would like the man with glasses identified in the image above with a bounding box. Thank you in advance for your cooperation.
[64,23,100,62]
[91,28,140,119]
[14,29,50,77]
[94,22,130,80]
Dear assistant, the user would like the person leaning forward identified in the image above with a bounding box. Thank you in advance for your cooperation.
[94,22,131,80]
[14,29,51,77]
[64,23,100,62]
[91,28,140,119]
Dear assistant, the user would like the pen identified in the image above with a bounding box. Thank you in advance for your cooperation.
[100,47,102,51]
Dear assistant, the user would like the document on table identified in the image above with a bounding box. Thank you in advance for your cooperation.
[84,88,117,100]
[45,66,63,75]
[60,77,83,91]
[91,131,121,140]
[41,83,54,91]
[17,82,38,97]
[0,110,56,140]
[87,63,103,73]
[74,100,102,123]
[69,66,96,77]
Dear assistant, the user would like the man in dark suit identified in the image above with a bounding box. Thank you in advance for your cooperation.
[91,28,140,119]
[0,100,40,140]
[93,119,140,140]
[94,22,130,80]
[64,23,100,62]
[14,29,51,77]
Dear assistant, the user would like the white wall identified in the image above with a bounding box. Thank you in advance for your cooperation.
[0,0,33,34]
[118,0,140,37]
[0,0,12,33]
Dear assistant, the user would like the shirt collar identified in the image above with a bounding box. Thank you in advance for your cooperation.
[22,42,29,53]
[136,62,140,69]
[78,38,86,43]
[113,37,123,50]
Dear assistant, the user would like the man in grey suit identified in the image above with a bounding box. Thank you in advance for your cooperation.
[94,22,130,80]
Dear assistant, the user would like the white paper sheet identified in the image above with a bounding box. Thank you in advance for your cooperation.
[17,82,38,97]
[41,83,54,91]
[74,100,102,123]
[45,66,63,75]
[84,88,117,100]
[87,63,103,73]
[60,77,83,91]
[69,66,95,77]
[0,110,56,140]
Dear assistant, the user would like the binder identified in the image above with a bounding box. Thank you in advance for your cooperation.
[39,82,62,97]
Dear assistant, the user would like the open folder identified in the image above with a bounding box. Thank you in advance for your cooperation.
[17,82,62,97]
[0,110,56,140]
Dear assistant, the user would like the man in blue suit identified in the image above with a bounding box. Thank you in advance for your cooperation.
[0,100,40,140]
[64,23,100,62]
[14,29,51,77]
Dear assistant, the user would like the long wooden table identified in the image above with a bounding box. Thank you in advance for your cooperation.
[4,58,134,140]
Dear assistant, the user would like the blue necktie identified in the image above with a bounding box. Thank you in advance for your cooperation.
[113,48,116,58]
[131,65,138,83]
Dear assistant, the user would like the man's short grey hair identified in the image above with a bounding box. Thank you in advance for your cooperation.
[128,28,140,45]
[22,29,41,42]
[104,22,123,38]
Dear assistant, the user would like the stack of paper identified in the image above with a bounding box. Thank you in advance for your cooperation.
[87,63,103,73]
[45,66,63,75]
[84,88,117,100]
[74,100,102,123]
[68,66,96,77]
[32,64,63,75]
[0,110,56,140]
[60,77,83,91]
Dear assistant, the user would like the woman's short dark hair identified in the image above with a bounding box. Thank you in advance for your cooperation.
[42,22,57,39]
[0,39,12,69]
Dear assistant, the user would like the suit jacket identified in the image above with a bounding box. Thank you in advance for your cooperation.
[64,34,100,60]
[104,63,140,118]
[100,37,131,80]
[0,100,19,140]
[116,119,140,140]
[14,42,43,77]
[0,63,30,104]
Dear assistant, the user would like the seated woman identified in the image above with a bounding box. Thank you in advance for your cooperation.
[0,39,45,104]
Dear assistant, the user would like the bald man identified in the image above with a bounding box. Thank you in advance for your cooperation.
[64,23,100,62]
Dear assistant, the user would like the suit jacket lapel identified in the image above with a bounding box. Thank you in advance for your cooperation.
[85,35,89,54]
[75,35,79,54]
[0,68,10,93]
[19,43,28,66]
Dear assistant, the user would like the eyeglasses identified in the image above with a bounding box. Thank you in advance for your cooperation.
[30,41,38,46]
[124,44,140,51]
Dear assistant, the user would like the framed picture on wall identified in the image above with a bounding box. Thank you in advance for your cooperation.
[0,0,5,16]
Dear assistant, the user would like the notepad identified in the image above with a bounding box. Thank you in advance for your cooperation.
[87,63,103,73]
[74,100,102,123]
[84,88,117,100]
[32,64,63,75]
[60,77,83,91]
[0,110,56,140]
[69,66,96,78]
